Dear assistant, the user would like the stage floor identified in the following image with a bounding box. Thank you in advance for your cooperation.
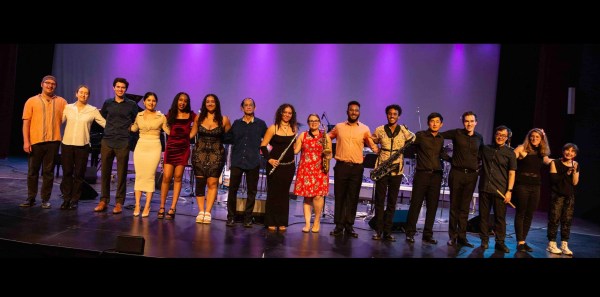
[1,157,599,259]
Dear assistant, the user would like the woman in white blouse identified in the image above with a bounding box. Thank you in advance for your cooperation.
[60,85,106,210]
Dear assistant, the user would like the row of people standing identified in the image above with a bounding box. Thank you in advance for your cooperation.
[21,76,580,256]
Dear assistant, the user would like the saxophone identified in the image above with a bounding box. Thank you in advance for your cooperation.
[320,131,331,174]
[370,139,414,182]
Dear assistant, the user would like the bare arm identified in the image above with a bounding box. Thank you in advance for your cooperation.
[189,114,199,139]
[365,131,379,154]
[261,125,277,166]
[505,170,515,203]
[293,132,304,154]
[514,145,526,159]
[572,160,580,186]
[543,155,553,165]
[222,116,232,133]
[161,115,170,135]
[22,119,31,153]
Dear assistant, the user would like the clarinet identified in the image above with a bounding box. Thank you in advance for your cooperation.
[269,134,297,175]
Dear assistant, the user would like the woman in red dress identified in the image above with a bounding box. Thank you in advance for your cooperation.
[158,92,196,219]
[293,114,332,233]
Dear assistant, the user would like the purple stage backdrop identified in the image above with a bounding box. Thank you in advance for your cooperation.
[53,44,500,140]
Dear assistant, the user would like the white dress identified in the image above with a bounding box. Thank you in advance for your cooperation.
[131,111,169,192]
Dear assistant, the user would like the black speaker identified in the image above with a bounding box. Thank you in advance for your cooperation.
[368,209,408,232]
[115,235,145,255]
[84,166,97,184]
[80,181,98,200]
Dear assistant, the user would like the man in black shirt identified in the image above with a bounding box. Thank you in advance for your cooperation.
[478,125,516,252]
[405,112,449,244]
[441,111,484,247]
[94,78,138,214]
[224,98,268,227]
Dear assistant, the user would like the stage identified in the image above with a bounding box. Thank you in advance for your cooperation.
[1,157,599,258]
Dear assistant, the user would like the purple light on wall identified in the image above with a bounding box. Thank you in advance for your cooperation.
[307,44,340,115]
[446,44,466,97]
[369,44,403,111]
[113,44,147,79]
[176,44,214,103]
[240,44,279,103]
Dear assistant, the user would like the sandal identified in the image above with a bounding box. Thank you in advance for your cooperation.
[278,226,287,232]
[196,211,205,223]
[157,207,165,219]
[202,212,212,224]
[268,226,277,231]
[165,208,176,220]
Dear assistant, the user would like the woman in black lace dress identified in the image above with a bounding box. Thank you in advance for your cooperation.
[192,94,231,224]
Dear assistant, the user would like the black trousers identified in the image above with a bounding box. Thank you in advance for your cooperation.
[405,171,442,239]
[547,193,575,241]
[478,191,507,243]
[333,162,364,229]
[100,140,130,204]
[373,174,402,234]
[226,166,260,222]
[513,183,540,242]
[27,141,60,202]
[60,143,90,202]
[448,168,478,242]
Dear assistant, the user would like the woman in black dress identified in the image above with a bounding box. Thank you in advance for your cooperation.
[260,103,298,231]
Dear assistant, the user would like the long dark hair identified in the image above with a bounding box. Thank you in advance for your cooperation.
[198,94,223,127]
[167,92,191,126]
[274,103,297,133]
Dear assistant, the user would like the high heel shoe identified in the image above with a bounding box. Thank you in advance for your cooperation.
[157,207,165,219]
[142,206,151,218]
[165,208,176,220]
[133,204,140,217]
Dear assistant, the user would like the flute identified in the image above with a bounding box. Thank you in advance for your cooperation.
[269,134,297,175]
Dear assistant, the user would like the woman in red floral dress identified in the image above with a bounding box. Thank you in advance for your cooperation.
[293,114,332,233]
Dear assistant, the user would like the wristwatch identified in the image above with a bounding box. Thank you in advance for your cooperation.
[507,189,513,192]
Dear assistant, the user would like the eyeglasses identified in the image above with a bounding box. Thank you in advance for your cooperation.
[495,133,508,139]
[308,120,320,123]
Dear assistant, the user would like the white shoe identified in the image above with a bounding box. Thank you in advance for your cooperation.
[196,211,205,224]
[561,241,573,256]
[546,241,562,254]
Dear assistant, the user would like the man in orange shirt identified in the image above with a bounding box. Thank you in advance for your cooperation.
[328,100,379,238]
[20,75,68,208]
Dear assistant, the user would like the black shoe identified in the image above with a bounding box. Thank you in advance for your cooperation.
[372,233,382,240]
[60,200,70,210]
[458,240,474,248]
[422,237,438,245]
[383,234,396,242]
[345,228,359,238]
[19,200,35,207]
[243,221,253,228]
[495,243,510,253]
[226,219,235,227]
[517,243,527,252]
[481,240,489,249]
[523,243,533,252]
[330,227,344,236]
[68,201,78,210]
[447,239,457,246]
[406,236,415,243]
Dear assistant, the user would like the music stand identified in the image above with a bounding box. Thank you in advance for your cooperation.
[363,153,378,216]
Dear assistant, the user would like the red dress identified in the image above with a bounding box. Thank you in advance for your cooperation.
[164,111,195,166]
[293,131,329,197]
